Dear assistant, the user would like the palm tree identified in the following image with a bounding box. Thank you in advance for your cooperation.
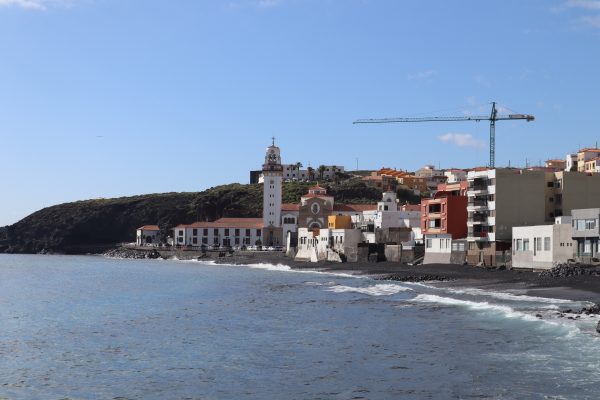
[307,166,315,181]
[295,162,303,181]
[318,165,327,181]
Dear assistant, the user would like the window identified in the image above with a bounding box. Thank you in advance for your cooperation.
[586,219,597,230]
[426,239,432,249]
[203,229,208,236]
[536,237,542,252]
[214,228,219,236]
[246,229,251,236]
[178,230,183,236]
[235,238,240,245]
[225,229,230,236]
[235,229,240,237]
[524,239,530,251]
[547,182,554,188]
[544,237,551,251]
[213,237,219,245]
[439,239,445,249]
[577,220,586,231]
[516,239,523,251]
[192,238,198,245]
[584,239,592,254]
[193,229,198,236]
[256,229,262,237]
[202,237,208,244]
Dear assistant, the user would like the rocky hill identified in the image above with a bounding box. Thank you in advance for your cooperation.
[0,181,420,254]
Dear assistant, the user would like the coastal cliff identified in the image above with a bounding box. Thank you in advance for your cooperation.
[0,180,408,255]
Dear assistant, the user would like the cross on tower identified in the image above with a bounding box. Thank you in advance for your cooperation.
[272,136,276,146]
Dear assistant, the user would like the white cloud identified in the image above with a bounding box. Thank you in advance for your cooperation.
[0,0,46,9]
[474,74,491,87]
[580,14,600,27]
[438,133,485,149]
[258,0,281,7]
[0,0,81,10]
[407,69,438,81]
[565,0,600,10]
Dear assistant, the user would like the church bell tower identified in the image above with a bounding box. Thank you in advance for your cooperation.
[262,138,283,245]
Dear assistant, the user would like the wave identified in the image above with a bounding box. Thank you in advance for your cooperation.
[327,284,413,296]
[444,287,578,305]
[411,294,585,337]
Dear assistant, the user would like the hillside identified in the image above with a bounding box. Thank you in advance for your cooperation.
[0,181,420,254]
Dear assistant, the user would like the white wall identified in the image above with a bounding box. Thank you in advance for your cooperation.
[512,224,574,269]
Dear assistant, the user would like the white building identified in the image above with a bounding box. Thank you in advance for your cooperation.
[374,192,421,230]
[259,164,346,183]
[444,169,467,183]
[295,227,362,262]
[173,218,264,248]
[136,225,160,246]
[511,223,575,270]
[565,153,577,172]
[423,233,467,264]
[424,233,452,263]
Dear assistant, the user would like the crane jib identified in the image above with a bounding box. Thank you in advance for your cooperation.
[353,103,535,168]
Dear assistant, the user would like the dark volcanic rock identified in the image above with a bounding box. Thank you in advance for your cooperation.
[597,321,600,334]
[538,263,600,279]
[104,248,162,260]
[376,274,453,283]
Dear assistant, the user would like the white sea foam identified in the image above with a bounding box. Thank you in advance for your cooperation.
[412,294,540,322]
[444,287,577,305]
[327,284,413,296]
[244,263,361,279]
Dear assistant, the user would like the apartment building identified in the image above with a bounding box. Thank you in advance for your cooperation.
[466,168,600,266]
[421,181,468,239]
[576,148,600,172]
[466,169,548,266]
[571,208,600,262]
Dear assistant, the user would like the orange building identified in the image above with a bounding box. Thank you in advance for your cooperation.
[421,181,468,239]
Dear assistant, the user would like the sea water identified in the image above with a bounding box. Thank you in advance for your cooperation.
[0,254,599,400]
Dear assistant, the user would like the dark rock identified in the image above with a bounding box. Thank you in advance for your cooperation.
[536,314,543,319]
[538,263,596,279]
[376,274,453,283]
[597,321,600,335]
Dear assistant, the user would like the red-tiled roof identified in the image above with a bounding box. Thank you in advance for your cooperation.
[301,193,334,199]
[281,203,300,211]
[309,185,326,190]
[579,148,600,153]
[333,204,378,212]
[138,225,160,231]
[188,218,264,229]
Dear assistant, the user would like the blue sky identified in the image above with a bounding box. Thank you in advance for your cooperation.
[1,0,599,226]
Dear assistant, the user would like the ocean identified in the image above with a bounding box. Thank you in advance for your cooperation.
[0,254,599,399]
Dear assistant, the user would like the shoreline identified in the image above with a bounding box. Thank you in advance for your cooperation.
[203,251,600,304]
[52,247,600,304]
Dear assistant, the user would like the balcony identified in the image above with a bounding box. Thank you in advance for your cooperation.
[467,231,490,242]
[467,214,489,227]
[467,186,488,196]
[467,201,488,212]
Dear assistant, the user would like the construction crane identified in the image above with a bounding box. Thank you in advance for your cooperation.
[353,102,534,168]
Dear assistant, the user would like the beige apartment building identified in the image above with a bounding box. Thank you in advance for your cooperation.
[467,168,600,266]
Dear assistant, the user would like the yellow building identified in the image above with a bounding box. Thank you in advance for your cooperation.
[328,215,352,229]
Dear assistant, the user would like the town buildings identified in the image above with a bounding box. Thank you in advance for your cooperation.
[136,225,160,246]
[466,168,600,266]
[511,221,574,270]
[173,218,263,248]
[250,164,345,184]
[421,181,468,239]
[571,208,600,262]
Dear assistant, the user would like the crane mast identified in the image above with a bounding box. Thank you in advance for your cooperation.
[354,102,534,168]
